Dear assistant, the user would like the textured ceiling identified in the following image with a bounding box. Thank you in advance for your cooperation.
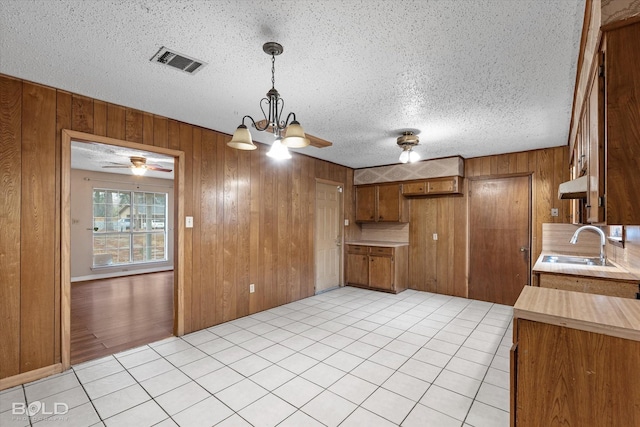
[0,0,584,169]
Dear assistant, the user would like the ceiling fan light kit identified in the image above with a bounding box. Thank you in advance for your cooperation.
[397,131,421,163]
[228,42,310,159]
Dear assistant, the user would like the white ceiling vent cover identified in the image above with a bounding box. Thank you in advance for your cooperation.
[150,46,207,74]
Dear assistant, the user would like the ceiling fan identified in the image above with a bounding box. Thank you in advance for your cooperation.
[252,119,332,148]
[103,156,172,175]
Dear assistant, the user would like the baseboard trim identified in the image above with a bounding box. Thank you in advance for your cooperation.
[0,363,64,391]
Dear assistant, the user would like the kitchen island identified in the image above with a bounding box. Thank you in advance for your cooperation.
[511,286,640,426]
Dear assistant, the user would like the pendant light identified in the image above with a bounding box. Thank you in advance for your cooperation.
[228,42,310,156]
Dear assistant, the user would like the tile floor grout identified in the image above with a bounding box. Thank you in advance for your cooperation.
[0,286,513,427]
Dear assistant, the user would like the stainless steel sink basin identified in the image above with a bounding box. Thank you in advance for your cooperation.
[542,255,613,267]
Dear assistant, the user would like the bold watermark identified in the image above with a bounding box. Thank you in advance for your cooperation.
[12,401,69,421]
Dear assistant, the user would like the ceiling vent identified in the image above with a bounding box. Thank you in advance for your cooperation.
[150,46,207,74]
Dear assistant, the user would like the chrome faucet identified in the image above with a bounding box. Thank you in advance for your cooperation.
[570,225,606,264]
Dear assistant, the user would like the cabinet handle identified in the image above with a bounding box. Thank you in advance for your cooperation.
[378,216,383,220]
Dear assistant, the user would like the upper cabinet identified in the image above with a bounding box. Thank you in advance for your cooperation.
[401,176,463,197]
[571,22,640,225]
[355,183,408,223]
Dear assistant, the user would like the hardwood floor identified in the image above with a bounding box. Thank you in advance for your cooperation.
[71,271,174,365]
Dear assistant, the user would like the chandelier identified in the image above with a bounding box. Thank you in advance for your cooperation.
[397,131,421,163]
[227,42,309,159]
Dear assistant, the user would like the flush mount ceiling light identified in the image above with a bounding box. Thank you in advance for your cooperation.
[397,131,421,163]
[228,42,310,159]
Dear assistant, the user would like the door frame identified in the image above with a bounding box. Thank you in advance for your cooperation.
[314,178,345,294]
[61,129,185,370]
[467,173,532,302]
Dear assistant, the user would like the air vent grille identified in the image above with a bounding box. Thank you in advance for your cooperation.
[151,47,207,75]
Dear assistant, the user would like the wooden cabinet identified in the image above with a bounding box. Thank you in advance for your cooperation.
[535,272,639,299]
[355,184,408,223]
[511,287,640,426]
[401,176,462,196]
[570,22,640,225]
[345,244,408,293]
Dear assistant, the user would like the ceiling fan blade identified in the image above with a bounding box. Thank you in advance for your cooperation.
[102,165,131,169]
[253,119,332,148]
[306,133,332,148]
[146,166,173,172]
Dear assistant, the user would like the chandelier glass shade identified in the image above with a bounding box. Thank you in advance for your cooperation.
[228,42,310,157]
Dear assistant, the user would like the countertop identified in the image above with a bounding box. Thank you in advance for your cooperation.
[514,286,640,342]
[345,240,409,248]
[532,252,640,282]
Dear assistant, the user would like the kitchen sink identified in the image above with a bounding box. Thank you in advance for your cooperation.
[541,255,613,267]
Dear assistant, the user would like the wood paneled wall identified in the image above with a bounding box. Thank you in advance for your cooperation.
[408,147,571,298]
[0,74,355,381]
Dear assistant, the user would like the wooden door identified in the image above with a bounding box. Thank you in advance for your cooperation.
[369,255,393,290]
[587,53,605,223]
[376,184,401,222]
[315,182,342,293]
[355,186,376,222]
[346,253,369,286]
[469,175,531,305]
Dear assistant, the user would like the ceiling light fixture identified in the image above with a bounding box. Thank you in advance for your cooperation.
[397,131,421,163]
[131,166,146,176]
[228,42,310,158]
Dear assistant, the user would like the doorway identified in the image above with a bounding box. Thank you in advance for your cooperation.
[315,181,344,294]
[61,129,185,369]
[468,175,531,305]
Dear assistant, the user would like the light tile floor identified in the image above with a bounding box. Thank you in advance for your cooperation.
[0,287,513,427]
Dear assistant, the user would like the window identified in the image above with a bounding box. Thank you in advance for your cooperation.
[92,188,168,267]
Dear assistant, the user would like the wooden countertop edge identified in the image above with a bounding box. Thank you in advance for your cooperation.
[532,253,640,282]
[514,287,640,342]
[345,241,409,247]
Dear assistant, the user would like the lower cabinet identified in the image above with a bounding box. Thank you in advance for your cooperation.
[535,272,640,299]
[346,244,408,293]
[512,318,640,426]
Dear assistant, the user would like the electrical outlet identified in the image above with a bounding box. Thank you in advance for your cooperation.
[433,233,438,241]
[186,216,194,228]
[249,283,255,293]
[344,219,349,226]
[551,208,559,217]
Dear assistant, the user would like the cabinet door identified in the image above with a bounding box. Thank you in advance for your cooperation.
[402,181,426,196]
[346,253,369,286]
[369,255,394,290]
[376,184,401,222]
[427,176,460,194]
[355,186,376,222]
[586,55,605,224]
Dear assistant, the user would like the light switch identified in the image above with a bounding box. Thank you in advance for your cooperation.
[344,219,349,226]
[186,216,194,228]
[433,233,438,241]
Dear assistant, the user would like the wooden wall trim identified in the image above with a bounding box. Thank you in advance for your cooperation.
[0,364,63,392]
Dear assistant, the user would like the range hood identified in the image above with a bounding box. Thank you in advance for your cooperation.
[558,175,587,199]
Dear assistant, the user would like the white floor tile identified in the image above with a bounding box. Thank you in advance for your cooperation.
[215,378,268,411]
[237,336,275,353]
[433,370,482,399]
[179,356,224,379]
[424,339,461,356]
[25,372,80,402]
[73,358,124,384]
[382,371,430,401]
[454,347,494,367]
[328,374,377,405]
[214,413,252,426]
[465,400,509,427]
[368,349,408,370]
[0,387,25,413]
[196,366,244,394]
[358,332,394,348]
[280,335,315,351]
[257,344,296,363]
[32,401,100,427]
[482,367,510,390]
[475,382,510,412]
[340,407,398,427]
[228,354,272,377]
[224,330,258,345]
[361,388,415,425]
[301,390,357,427]
[323,351,365,372]
[181,330,217,346]
[152,339,193,357]
[299,362,346,388]
[384,339,421,357]
[140,369,191,397]
[197,338,235,355]
[165,347,208,367]
[0,409,30,427]
[211,345,252,365]
[238,393,296,427]
[83,371,136,400]
[420,384,473,421]
[350,360,395,386]
[299,342,338,361]
[115,348,161,369]
[249,365,296,391]
[401,403,463,427]
[276,353,318,375]
[277,410,324,427]
[273,376,324,408]
[172,396,233,427]
[92,384,149,419]
[155,381,210,415]
[445,357,489,381]
[127,358,174,382]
